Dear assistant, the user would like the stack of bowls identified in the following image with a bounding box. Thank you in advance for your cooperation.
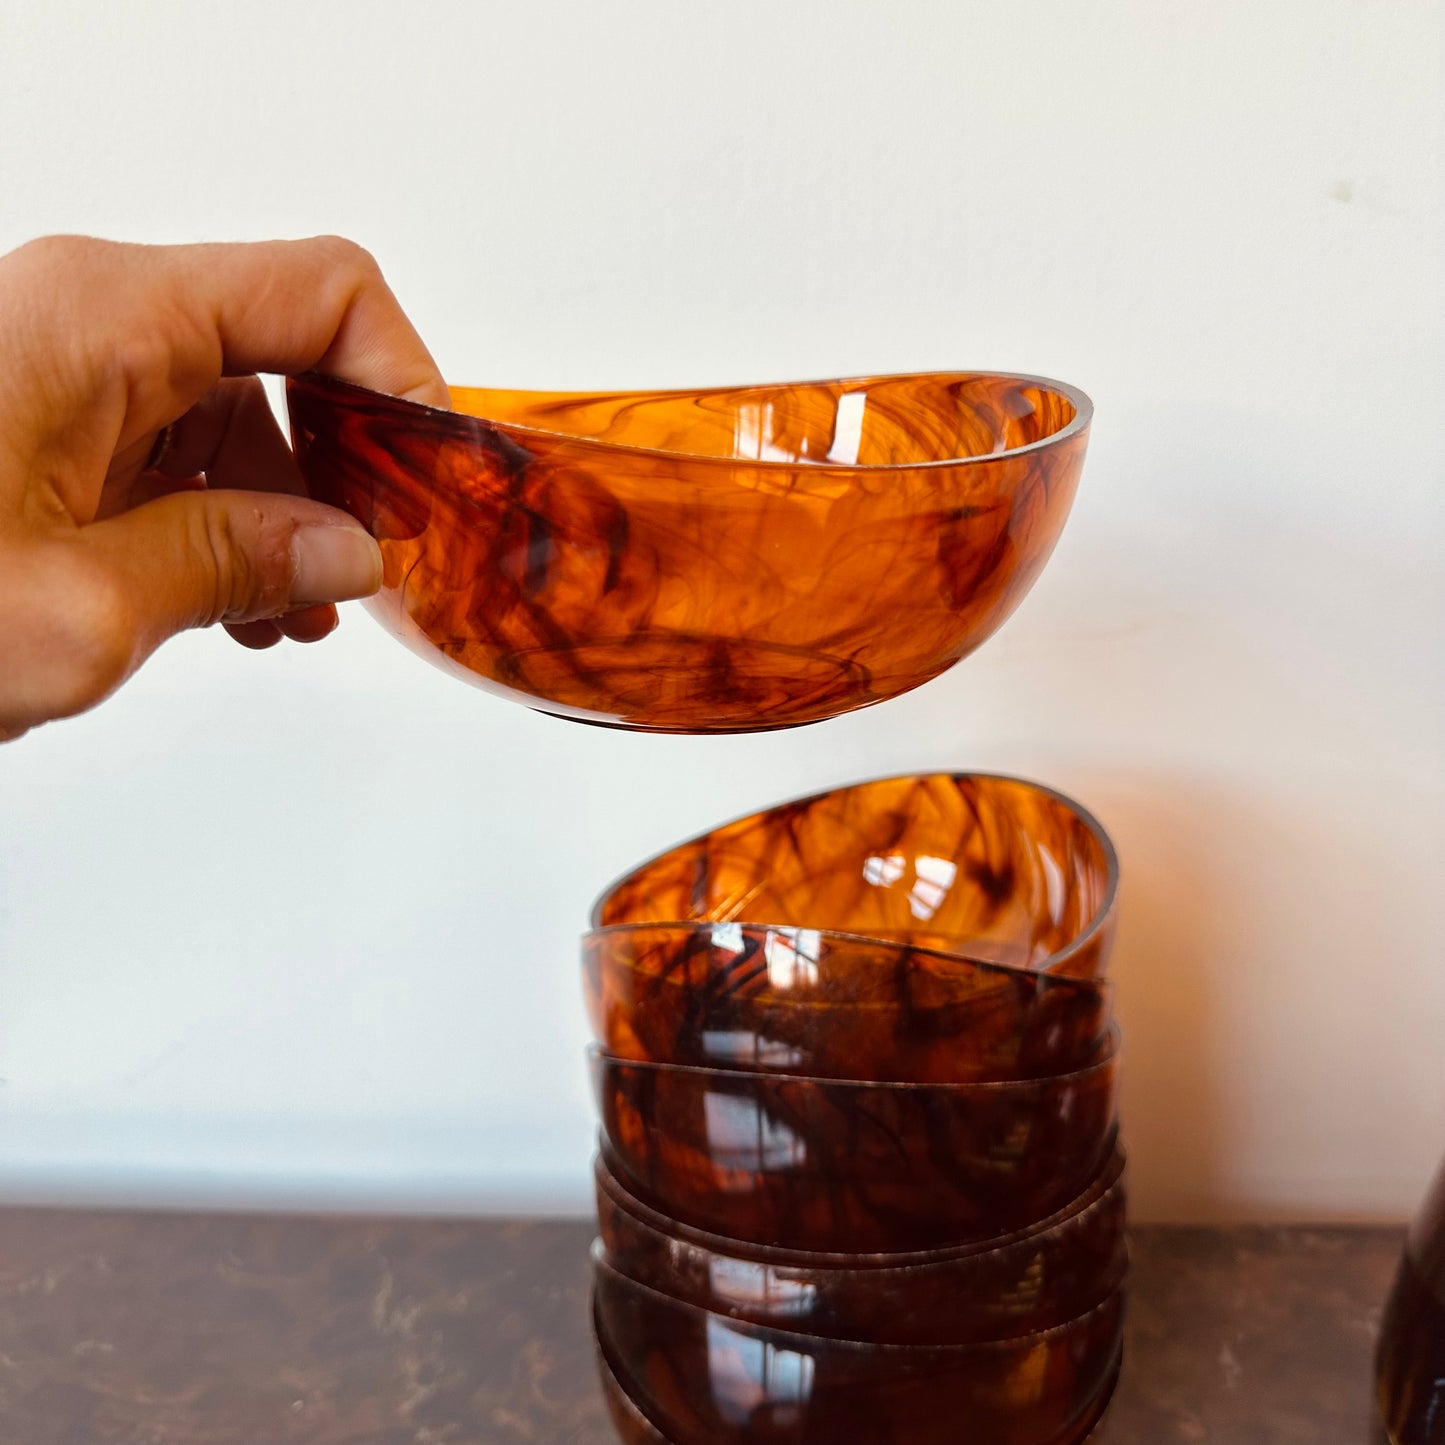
[583,773,1125,1445]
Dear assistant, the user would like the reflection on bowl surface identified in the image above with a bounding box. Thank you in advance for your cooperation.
[287,372,1090,732]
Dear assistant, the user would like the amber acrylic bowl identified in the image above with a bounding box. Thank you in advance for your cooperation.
[594,1147,1128,1345]
[583,920,1113,1083]
[591,1029,1120,1254]
[592,773,1118,979]
[593,1250,1124,1445]
[286,371,1091,733]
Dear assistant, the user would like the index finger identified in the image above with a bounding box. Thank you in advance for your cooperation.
[0,234,449,472]
[173,236,449,403]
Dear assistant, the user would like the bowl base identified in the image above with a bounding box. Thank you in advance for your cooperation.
[492,634,889,732]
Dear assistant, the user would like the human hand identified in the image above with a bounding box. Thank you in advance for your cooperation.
[0,235,448,742]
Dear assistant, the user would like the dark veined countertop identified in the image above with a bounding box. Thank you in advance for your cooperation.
[0,1210,1402,1443]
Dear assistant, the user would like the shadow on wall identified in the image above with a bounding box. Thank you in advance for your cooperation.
[1078,769,1429,1225]
[1081,773,1228,1224]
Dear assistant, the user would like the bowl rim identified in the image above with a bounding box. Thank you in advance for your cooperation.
[593,1145,1128,1272]
[591,1243,1126,1355]
[286,368,1093,474]
[587,1020,1121,1094]
[587,771,1120,976]
[582,917,1113,999]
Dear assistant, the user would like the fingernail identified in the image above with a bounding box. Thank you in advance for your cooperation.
[291,524,383,605]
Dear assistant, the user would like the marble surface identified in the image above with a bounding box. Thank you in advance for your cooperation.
[0,1210,1402,1444]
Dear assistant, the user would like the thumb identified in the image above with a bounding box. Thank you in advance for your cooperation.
[83,487,382,660]
[0,491,382,735]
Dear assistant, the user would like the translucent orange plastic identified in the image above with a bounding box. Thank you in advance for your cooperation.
[582,922,1114,1083]
[287,373,1091,732]
[593,774,1117,979]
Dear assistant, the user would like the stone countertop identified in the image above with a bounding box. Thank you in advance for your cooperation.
[0,1210,1402,1443]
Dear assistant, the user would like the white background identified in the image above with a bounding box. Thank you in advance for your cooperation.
[0,0,1441,1222]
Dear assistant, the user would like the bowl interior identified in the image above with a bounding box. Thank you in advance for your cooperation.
[447,373,1082,467]
[594,774,1116,974]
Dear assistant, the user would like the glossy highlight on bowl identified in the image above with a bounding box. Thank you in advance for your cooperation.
[591,1028,1121,1253]
[287,372,1091,733]
[593,1249,1124,1445]
[593,773,1118,980]
[595,1147,1128,1345]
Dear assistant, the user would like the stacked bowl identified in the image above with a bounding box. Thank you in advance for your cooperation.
[582,773,1126,1445]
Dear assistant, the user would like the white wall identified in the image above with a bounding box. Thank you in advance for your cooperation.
[0,0,1440,1223]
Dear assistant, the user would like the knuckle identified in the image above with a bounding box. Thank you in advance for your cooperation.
[10,234,103,273]
[313,234,381,282]
[111,327,177,394]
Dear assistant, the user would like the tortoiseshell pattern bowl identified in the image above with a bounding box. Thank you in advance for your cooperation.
[287,372,1090,733]
[583,920,1114,1082]
[591,1031,1120,1254]
[593,773,1118,980]
[595,1148,1128,1346]
[593,1250,1124,1445]
[583,771,1126,1435]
